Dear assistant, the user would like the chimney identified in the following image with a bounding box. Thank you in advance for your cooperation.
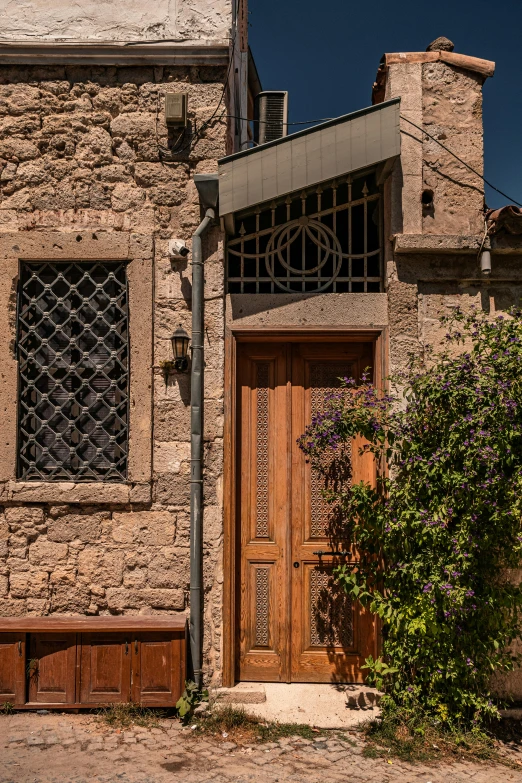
[373,39,495,236]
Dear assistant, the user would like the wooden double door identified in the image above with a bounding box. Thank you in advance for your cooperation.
[236,340,377,683]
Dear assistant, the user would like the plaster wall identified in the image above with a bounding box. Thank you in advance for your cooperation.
[0,0,232,44]
[0,62,227,684]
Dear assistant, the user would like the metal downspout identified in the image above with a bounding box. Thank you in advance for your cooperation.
[189,209,214,690]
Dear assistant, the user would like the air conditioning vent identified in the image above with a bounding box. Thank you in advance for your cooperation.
[254,91,288,145]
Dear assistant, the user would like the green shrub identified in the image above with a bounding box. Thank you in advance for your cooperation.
[298,308,522,727]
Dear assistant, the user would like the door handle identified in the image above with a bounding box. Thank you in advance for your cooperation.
[293,562,300,568]
[313,550,351,556]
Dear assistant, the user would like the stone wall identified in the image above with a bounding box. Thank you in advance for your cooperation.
[421,62,484,235]
[0,63,227,684]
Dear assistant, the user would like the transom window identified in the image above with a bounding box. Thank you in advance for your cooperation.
[17,261,129,482]
[227,169,382,294]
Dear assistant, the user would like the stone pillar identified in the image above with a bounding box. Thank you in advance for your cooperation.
[380,44,494,236]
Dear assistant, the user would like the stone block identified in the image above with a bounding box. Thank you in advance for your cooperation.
[111,511,176,546]
[29,538,68,567]
[105,587,184,612]
[77,547,124,587]
[154,402,191,441]
[50,585,91,613]
[133,162,187,189]
[0,598,27,616]
[153,441,190,474]
[75,127,113,166]
[147,553,189,589]
[154,475,190,507]
[47,511,107,543]
[111,182,145,212]
[5,506,45,532]
[10,570,48,598]
[110,112,155,140]
[129,483,152,504]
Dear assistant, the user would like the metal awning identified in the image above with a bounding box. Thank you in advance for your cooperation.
[218,98,400,216]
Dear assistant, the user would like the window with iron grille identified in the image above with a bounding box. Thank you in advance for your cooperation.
[17,261,129,482]
[226,169,382,294]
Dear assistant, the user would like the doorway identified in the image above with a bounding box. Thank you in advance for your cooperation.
[234,339,377,683]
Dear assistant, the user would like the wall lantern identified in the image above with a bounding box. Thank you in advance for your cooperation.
[171,324,190,372]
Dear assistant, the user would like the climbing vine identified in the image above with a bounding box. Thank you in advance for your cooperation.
[298,308,522,726]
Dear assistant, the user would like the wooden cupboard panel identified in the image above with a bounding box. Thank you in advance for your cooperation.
[0,633,26,705]
[132,633,185,706]
[28,633,76,704]
[80,634,131,704]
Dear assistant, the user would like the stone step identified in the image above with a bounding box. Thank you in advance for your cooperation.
[216,683,267,704]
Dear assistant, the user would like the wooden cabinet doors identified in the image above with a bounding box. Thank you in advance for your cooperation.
[0,627,186,707]
[132,633,185,706]
[80,634,131,704]
[236,340,377,684]
[0,633,26,705]
[28,633,76,704]
[80,633,184,706]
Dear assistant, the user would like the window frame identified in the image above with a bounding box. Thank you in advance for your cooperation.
[0,232,152,505]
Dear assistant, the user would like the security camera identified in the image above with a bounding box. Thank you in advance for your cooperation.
[168,238,190,258]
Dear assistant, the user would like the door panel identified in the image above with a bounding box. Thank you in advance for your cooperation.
[291,342,376,682]
[132,633,184,706]
[0,633,26,705]
[79,634,131,704]
[236,344,290,681]
[237,340,377,683]
[28,633,76,704]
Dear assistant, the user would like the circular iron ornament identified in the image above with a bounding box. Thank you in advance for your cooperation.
[265,215,344,293]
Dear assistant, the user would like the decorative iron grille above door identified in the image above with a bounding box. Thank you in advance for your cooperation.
[227,170,382,294]
[17,261,129,481]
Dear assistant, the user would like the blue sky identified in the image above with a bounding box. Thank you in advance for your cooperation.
[248,0,522,209]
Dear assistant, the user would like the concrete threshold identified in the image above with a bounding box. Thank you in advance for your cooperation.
[215,682,381,729]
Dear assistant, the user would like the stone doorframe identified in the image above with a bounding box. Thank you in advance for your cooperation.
[222,301,388,687]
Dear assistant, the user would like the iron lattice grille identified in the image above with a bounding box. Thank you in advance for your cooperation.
[17,261,129,482]
[227,170,382,294]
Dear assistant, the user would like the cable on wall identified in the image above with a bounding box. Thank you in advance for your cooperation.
[400,115,522,208]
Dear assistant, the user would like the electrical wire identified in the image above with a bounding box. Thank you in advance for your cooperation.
[155,71,521,209]
[400,115,522,208]
[226,114,333,127]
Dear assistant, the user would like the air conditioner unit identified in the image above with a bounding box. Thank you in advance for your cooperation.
[254,91,288,145]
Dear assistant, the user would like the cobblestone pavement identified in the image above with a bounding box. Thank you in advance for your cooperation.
[1,713,522,783]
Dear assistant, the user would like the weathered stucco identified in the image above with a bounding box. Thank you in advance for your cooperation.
[0,0,232,43]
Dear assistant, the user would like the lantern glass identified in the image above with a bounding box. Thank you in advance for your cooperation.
[171,325,190,361]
